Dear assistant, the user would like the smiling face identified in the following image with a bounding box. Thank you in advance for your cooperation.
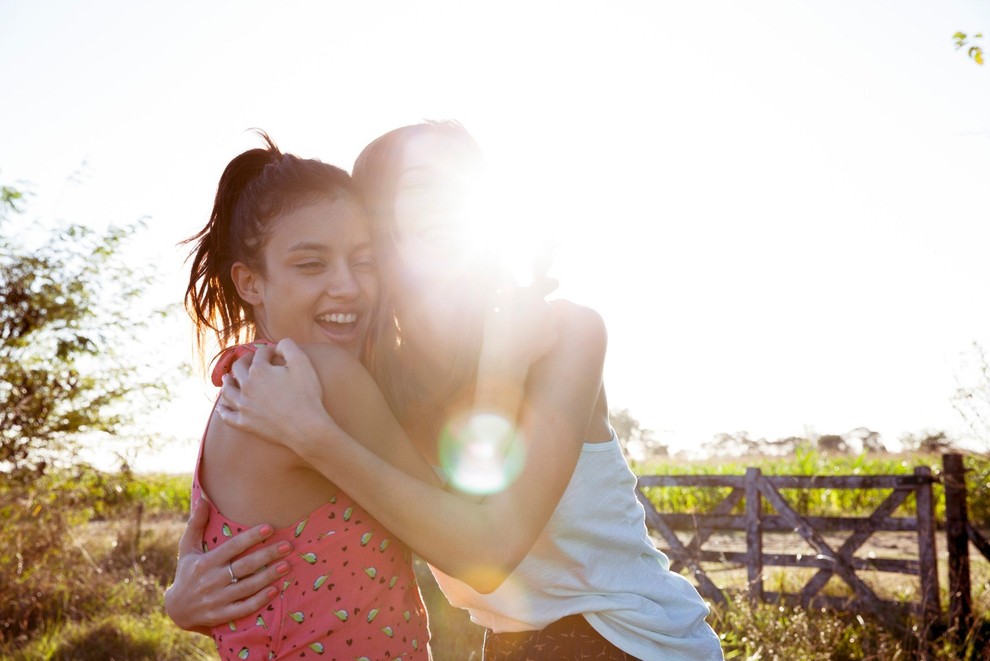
[388,131,492,354]
[232,195,378,356]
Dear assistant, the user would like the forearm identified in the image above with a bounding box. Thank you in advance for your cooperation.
[290,303,605,592]
[474,352,529,419]
[294,419,532,592]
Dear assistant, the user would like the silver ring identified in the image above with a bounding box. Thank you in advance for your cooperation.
[227,563,238,584]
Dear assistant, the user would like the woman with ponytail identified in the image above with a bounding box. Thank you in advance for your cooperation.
[171,132,432,660]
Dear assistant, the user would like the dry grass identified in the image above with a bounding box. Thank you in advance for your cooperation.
[2,457,988,660]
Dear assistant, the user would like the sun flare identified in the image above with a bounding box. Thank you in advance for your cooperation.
[438,412,526,495]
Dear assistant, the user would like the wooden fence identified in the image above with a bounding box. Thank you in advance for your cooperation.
[636,453,990,635]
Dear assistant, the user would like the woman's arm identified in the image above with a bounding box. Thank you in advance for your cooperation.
[220,301,607,593]
[221,342,442,487]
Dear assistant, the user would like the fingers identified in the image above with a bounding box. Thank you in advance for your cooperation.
[230,352,253,385]
[168,509,290,630]
[215,585,282,624]
[274,338,304,365]
[252,344,277,368]
[228,551,291,600]
[211,523,278,565]
[177,498,211,556]
[530,275,558,298]
[217,537,293,620]
[219,374,244,410]
[229,535,292,579]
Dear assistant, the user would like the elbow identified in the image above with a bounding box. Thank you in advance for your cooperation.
[470,578,503,595]
[462,569,509,595]
[455,543,529,594]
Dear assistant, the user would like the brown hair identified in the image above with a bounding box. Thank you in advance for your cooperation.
[182,131,358,367]
[352,121,489,422]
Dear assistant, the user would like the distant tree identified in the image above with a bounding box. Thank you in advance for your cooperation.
[706,431,765,457]
[610,408,667,460]
[954,31,984,65]
[846,427,887,454]
[0,179,169,483]
[900,430,955,454]
[762,435,807,457]
[816,434,850,454]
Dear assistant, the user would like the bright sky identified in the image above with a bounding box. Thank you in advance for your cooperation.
[3,0,990,472]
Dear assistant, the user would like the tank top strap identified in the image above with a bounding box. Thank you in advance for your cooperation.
[210,339,274,386]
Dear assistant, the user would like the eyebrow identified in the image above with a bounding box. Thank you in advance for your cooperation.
[286,240,373,253]
[286,241,329,253]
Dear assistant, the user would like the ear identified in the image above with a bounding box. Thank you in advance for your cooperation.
[231,262,264,306]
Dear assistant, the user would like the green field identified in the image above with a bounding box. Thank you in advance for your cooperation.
[1,452,987,660]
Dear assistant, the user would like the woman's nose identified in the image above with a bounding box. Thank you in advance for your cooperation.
[326,264,360,298]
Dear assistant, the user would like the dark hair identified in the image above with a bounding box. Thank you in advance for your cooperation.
[352,121,488,421]
[183,130,357,365]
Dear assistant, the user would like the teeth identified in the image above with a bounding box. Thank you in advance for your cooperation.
[319,313,357,324]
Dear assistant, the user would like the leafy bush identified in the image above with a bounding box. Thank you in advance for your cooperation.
[0,178,173,485]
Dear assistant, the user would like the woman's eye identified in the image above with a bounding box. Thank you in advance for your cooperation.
[353,257,376,270]
[296,261,325,270]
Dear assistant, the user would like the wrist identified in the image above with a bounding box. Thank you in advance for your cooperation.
[294,413,339,461]
[474,366,528,419]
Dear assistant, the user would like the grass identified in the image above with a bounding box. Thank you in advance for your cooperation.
[1,452,987,659]
[635,450,990,525]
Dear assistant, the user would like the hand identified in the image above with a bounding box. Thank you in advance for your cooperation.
[164,498,292,632]
[482,275,559,375]
[216,339,331,452]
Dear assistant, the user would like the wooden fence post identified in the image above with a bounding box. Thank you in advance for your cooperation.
[745,467,763,603]
[943,453,972,641]
[914,466,941,628]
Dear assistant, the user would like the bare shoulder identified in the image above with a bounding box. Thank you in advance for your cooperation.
[548,299,608,351]
[298,343,369,380]
[295,343,389,422]
[525,300,608,388]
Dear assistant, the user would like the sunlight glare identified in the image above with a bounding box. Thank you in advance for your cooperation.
[438,412,526,495]
[447,167,554,290]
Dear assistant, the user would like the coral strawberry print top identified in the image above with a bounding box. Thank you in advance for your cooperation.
[192,342,431,661]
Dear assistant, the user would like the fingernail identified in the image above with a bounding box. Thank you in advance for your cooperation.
[265,586,278,599]
[275,562,290,575]
[259,524,273,538]
[277,542,292,554]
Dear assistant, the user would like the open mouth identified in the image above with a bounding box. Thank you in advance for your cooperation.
[315,312,362,347]
[317,312,358,325]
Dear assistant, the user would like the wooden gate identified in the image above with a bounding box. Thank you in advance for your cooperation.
[636,465,940,631]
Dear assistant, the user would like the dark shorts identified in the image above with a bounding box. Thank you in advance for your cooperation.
[483,614,642,660]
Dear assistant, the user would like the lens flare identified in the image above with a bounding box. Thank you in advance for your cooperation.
[438,413,526,495]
